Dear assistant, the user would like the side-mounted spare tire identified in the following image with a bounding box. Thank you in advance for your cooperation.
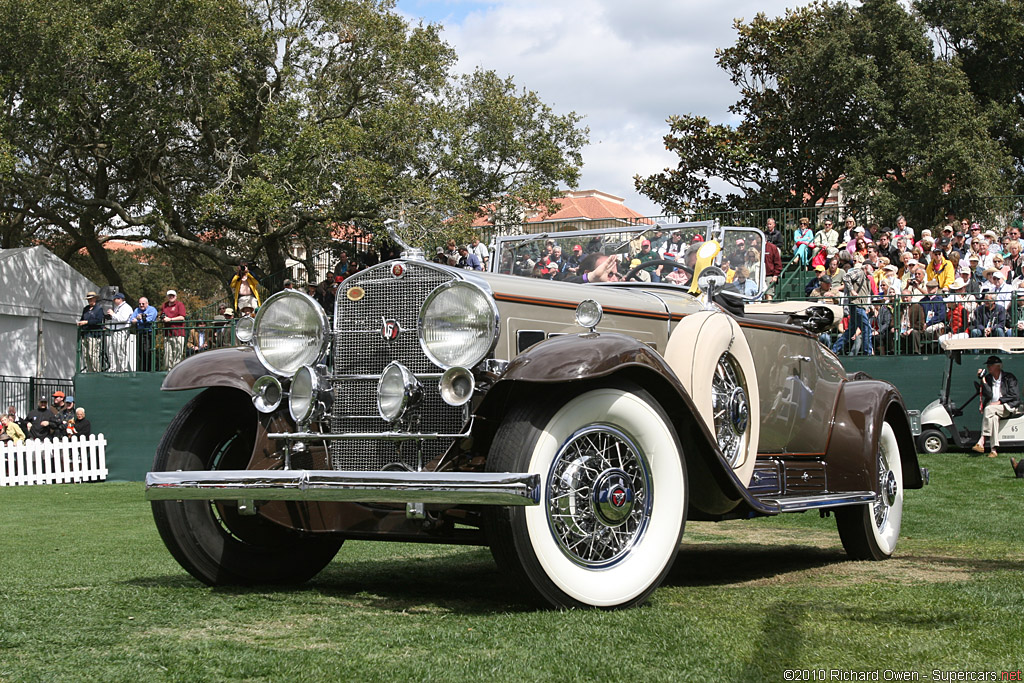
[664,311,760,487]
[151,387,342,585]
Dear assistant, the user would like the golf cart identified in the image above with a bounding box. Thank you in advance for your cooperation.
[909,337,1024,454]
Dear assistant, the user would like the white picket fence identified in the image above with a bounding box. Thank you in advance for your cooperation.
[1,434,108,486]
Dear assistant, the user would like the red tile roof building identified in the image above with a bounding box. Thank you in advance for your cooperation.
[473,190,647,232]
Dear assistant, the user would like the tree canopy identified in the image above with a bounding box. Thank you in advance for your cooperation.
[0,0,587,298]
[636,0,1013,224]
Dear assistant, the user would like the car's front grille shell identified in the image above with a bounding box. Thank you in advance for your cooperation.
[329,262,467,471]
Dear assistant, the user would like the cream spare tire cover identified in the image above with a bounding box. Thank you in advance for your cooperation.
[664,311,759,487]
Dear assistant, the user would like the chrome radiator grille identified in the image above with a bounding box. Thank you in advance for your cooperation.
[329,262,467,471]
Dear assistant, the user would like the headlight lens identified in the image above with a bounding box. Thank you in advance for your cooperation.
[419,281,498,368]
[252,291,329,376]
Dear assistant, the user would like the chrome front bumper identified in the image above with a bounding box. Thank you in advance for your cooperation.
[145,469,541,506]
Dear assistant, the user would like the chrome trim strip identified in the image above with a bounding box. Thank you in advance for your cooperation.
[145,469,541,506]
[758,491,877,512]
[268,429,471,441]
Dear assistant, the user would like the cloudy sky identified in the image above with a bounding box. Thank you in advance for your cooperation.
[395,0,799,216]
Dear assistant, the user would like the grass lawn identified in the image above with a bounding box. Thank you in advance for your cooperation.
[2,453,1022,682]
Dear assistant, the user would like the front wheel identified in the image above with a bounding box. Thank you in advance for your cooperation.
[836,421,904,560]
[485,383,686,609]
[151,388,343,585]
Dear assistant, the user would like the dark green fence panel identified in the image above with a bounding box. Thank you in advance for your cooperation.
[73,372,200,481]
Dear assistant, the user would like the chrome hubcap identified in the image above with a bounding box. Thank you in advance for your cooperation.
[547,425,651,568]
[712,354,749,466]
[924,435,942,453]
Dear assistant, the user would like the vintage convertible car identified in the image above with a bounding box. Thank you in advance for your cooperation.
[146,221,926,609]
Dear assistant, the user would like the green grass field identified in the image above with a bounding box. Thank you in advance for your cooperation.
[2,454,1022,682]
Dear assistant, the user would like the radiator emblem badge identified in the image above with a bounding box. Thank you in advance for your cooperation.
[381,318,400,341]
[391,263,405,278]
[346,286,365,302]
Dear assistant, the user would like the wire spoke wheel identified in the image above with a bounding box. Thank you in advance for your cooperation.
[547,425,652,568]
[710,353,750,468]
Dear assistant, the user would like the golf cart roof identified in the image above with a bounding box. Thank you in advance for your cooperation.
[939,338,1024,354]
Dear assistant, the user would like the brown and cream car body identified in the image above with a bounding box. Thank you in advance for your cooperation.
[146,222,925,609]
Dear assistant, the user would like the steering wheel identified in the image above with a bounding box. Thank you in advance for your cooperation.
[623,258,694,282]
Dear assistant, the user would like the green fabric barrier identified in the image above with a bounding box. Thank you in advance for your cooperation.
[75,354,1007,481]
[842,354,1024,435]
[73,372,200,481]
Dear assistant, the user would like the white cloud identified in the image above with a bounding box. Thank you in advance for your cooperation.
[397,0,798,216]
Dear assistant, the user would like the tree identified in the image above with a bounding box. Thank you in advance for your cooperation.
[916,0,1024,190]
[0,0,586,299]
[637,0,1012,226]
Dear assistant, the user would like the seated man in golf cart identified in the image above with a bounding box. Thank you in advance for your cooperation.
[972,354,1021,458]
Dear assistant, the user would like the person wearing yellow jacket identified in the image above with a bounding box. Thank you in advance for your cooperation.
[230,262,262,315]
[1,413,26,444]
[925,247,955,290]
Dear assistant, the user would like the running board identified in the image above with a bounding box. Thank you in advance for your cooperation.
[757,491,877,513]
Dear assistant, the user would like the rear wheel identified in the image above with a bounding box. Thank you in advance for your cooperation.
[151,388,342,585]
[836,422,903,560]
[485,383,686,609]
[916,428,947,455]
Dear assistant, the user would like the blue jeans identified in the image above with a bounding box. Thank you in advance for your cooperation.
[970,328,1006,338]
[832,307,873,355]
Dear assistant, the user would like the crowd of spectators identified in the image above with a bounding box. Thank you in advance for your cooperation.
[793,212,1024,355]
[0,392,92,447]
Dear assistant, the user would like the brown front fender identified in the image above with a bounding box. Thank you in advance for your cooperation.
[477,333,777,519]
[162,346,266,395]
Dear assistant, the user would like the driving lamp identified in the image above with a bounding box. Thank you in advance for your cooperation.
[289,364,330,424]
[377,362,422,423]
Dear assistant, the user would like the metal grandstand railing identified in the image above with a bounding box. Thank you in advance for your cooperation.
[0,376,76,417]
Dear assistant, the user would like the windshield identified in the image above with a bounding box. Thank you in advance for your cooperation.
[491,222,767,295]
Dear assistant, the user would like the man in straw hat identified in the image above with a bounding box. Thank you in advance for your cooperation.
[973,355,1020,458]
[76,292,104,372]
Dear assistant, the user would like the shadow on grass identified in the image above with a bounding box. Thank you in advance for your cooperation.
[667,543,847,586]
[124,542,1024,615]
[667,542,1024,588]
[125,547,536,614]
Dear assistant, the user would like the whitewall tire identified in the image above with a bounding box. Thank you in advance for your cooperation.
[486,384,686,609]
[837,421,904,560]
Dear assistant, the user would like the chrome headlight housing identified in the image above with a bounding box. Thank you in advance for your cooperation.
[378,362,422,423]
[288,364,331,424]
[251,291,329,376]
[419,281,499,369]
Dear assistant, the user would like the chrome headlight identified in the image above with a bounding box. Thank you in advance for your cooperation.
[252,291,329,376]
[289,364,331,424]
[419,281,498,369]
[235,316,254,343]
[378,362,422,423]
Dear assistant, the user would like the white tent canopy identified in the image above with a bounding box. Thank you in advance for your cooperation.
[0,246,99,379]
